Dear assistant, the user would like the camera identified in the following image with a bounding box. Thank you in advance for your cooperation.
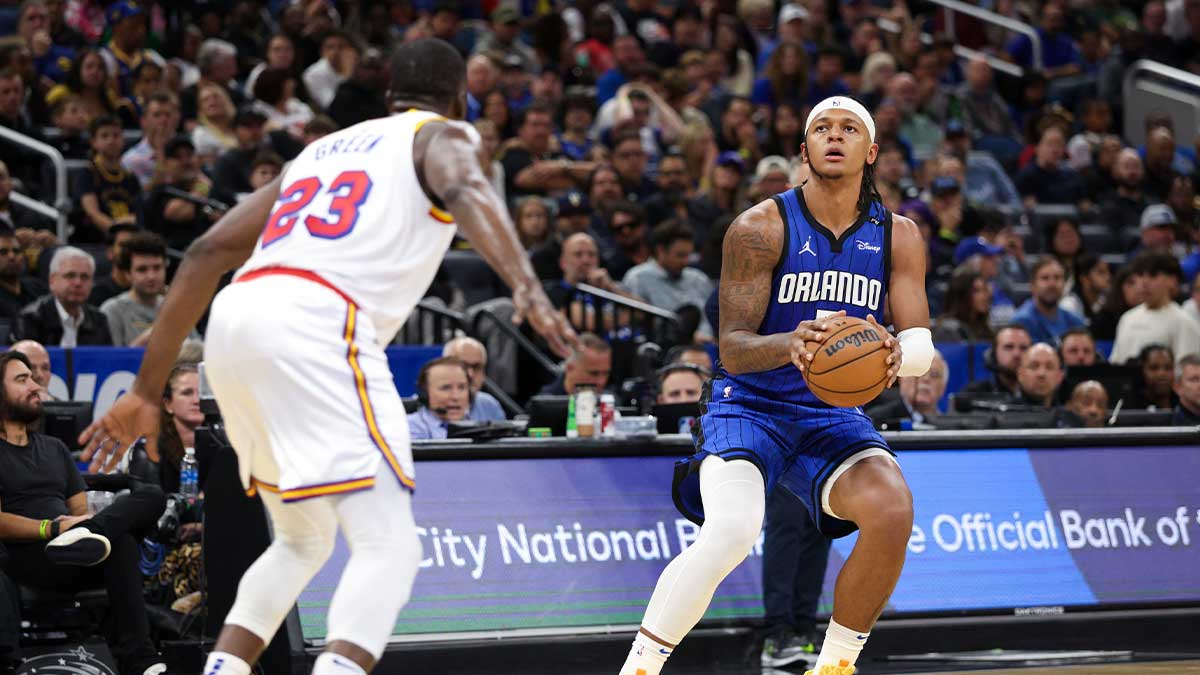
[154,493,187,544]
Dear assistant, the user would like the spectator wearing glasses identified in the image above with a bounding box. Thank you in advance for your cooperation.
[866,351,949,426]
[442,337,506,422]
[14,247,112,347]
[610,131,655,204]
[603,201,651,280]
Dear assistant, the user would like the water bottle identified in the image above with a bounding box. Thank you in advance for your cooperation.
[180,447,199,500]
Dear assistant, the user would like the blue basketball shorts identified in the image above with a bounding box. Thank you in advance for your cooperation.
[672,377,894,539]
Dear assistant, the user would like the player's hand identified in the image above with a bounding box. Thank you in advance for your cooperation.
[789,311,845,374]
[512,286,579,359]
[79,390,163,473]
[866,314,902,387]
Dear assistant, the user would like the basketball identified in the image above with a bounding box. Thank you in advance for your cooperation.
[803,316,890,408]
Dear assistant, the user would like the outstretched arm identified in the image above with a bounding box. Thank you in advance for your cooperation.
[419,122,577,358]
[718,200,840,375]
[80,177,283,470]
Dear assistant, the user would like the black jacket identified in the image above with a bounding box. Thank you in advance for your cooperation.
[13,294,113,346]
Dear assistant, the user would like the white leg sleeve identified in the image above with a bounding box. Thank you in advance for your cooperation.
[324,469,423,660]
[223,490,338,641]
[640,455,765,645]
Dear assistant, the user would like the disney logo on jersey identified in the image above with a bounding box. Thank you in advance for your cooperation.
[822,328,882,358]
[856,240,881,253]
[776,270,883,311]
[798,236,817,257]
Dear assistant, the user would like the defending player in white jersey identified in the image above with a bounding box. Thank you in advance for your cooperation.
[79,39,576,675]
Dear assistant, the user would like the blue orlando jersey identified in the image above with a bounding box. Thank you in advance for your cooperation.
[722,187,892,407]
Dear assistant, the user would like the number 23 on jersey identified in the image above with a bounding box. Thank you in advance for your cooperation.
[261,170,374,247]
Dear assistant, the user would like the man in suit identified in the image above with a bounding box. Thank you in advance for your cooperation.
[13,247,112,347]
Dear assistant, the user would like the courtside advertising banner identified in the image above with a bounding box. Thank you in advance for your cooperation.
[297,445,1200,638]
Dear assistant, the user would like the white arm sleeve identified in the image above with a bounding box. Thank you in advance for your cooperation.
[896,327,934,377]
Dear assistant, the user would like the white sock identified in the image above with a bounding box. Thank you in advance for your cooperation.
[617,631,674,675]
[312,652,368,675]
[814,619,868,670]
[203,651,251,675]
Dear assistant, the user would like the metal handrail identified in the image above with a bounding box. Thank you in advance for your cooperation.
[926,0,1042,70]
[9,191,61,223]
[482,378,524,416]
[574,283,679,322]
[471,306,562,376]
[878,18,1024,80]
[1122,59,1200,101]
[0,125,69,240]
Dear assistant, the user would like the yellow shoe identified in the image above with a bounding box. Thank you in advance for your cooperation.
[804,661,857,675]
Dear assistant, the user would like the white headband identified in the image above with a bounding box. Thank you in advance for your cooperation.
[805,96,876,144]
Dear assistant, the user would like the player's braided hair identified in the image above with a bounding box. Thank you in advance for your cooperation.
[857,158,883,220]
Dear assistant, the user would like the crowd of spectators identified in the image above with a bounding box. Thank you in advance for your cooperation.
[0,0,1196,430]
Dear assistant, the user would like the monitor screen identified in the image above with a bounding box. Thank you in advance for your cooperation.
[525,395,570,436]
[41,401,92,451]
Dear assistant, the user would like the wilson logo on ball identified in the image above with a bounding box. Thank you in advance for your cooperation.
[823,329,882,357]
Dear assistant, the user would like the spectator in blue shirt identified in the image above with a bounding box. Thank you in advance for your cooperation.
[442,337,507,422]
[1006,3,1083,78]
[464,55,497,122]
[1012,257,1086,344]
[408,357,472,440]
[597,34,645,105]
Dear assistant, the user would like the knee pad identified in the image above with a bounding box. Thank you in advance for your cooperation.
[696,457,766,564]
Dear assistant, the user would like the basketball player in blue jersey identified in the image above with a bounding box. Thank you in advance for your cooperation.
[617,96,934,675]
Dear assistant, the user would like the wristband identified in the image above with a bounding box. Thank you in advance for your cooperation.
[39,519,49,540]
[51,521,60,538]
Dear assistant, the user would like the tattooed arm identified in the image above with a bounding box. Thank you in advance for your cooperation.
[719,200,842,375]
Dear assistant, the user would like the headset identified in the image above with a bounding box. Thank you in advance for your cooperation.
[416,357,474,415]
[654,362,712,391]
[984,324,1032,373]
